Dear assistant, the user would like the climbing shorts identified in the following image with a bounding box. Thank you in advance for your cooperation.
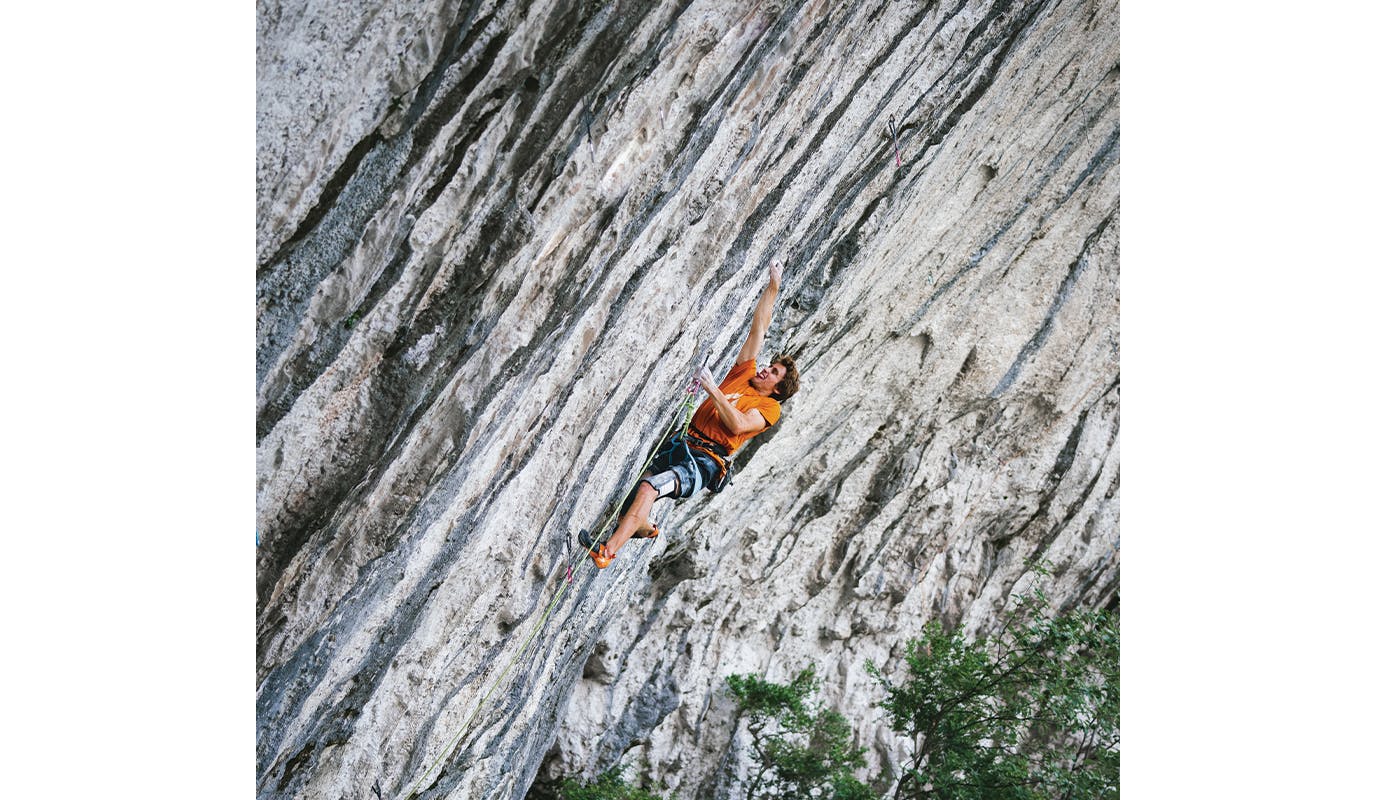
[642,434,721,500]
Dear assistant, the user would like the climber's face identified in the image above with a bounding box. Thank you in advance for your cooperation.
[749,362,785,394]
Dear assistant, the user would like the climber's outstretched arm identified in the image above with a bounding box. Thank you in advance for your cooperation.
[735,260,783,366]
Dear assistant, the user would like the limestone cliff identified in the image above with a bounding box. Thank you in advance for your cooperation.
[256,0,1119,797]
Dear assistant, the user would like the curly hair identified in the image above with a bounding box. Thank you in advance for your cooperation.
[771,355,800,402]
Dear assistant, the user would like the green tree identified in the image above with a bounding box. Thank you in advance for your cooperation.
[867,590,1119,799]
[726,667,879,800]
[557,764,672,800]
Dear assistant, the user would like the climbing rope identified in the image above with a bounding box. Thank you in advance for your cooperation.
[399,370,703,799]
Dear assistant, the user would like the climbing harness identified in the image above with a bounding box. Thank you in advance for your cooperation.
[686,426,734,493]
[398,366,704,800]
[645,429,729,499]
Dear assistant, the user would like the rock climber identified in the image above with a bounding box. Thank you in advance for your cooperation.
[580,259,801,568]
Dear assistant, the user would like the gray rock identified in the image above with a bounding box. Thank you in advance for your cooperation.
[256,0,1119,797]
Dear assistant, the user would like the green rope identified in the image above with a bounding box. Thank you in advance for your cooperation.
[400,381,701,799]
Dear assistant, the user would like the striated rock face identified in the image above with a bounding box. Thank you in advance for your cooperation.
[256,0,1119,798]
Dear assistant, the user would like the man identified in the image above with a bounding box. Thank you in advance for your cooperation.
[580,260,801,568]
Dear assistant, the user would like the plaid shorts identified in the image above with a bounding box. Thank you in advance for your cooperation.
[644,435,721,499]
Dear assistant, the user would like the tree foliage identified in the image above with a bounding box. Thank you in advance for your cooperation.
[557,765,673,800]
[867,589,1119,799]
[558,582,1117,800]
[726,666,879,800]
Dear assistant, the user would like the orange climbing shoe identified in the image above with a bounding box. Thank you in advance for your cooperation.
[588,543,615,569]
[632,523,661,540]
[578,529,615,568]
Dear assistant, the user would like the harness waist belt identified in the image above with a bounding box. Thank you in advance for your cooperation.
[686,427,730,461]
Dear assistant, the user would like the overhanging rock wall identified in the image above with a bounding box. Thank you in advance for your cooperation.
[256,0,1119,797]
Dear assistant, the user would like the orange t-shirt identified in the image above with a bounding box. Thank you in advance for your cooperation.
[689,360,782,455]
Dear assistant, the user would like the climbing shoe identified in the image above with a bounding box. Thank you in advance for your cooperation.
[631,523,661,540]
[578,529,615,568]
[588,544,614,569]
